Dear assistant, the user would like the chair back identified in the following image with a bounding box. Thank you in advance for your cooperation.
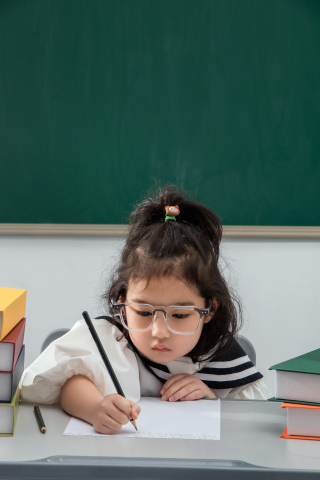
[235,334,256,366]
[40,328,70,353]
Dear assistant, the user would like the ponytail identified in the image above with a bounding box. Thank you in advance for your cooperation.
[105,185,241,362]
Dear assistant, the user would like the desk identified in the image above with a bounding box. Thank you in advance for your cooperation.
[1,400,320,479]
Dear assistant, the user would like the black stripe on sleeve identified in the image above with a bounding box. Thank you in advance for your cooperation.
[195,371,263,389]
[199,361,255,376]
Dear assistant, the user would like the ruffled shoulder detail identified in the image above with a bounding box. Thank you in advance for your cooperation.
[225,378,272,400]
[21,319,140,404]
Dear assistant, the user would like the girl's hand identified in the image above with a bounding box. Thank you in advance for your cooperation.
[92,393,141,434]
[159,374,216,402]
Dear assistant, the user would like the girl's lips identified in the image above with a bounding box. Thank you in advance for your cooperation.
[152,344,171,352]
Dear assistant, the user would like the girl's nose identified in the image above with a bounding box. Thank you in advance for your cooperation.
[150,311,170,338]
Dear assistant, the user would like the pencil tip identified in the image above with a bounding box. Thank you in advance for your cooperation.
[130,419,138,431]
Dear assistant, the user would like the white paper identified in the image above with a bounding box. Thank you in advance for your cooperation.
[63,397,220,440]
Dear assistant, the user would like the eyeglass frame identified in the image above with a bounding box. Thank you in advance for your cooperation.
[112,300,213,335]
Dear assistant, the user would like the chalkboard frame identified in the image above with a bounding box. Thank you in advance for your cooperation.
[0,224,320,238]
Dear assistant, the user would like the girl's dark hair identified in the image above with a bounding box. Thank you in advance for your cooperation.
[105,185,242,363]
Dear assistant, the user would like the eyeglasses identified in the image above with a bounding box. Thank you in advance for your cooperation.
[112,301,213,335]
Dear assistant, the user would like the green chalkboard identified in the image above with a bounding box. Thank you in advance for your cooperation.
[1,0,320,226]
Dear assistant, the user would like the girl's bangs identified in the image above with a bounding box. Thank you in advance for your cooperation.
[127,247,207,292]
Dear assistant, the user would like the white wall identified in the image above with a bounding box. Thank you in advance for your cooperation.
[221,238,320,393]
[1,234,319,395]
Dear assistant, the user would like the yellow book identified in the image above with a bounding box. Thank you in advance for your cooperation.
[0,385,21,436]
[0,288,27,341]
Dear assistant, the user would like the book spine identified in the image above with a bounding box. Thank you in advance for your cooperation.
[11,319,26,371]
[12,385,21,436]
[0,345,25,402]
[0,385,21,436]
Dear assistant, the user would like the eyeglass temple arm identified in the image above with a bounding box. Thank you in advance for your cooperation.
[195,300,214,315]
[112,302,126,309]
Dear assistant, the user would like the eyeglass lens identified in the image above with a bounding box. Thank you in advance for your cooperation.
[121,304,201,333]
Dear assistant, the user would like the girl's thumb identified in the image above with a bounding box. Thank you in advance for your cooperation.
[129,400,141,419]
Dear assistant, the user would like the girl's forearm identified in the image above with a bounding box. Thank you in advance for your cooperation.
[60,375,103,424]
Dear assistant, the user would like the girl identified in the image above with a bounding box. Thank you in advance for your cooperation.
[21,186,271,434]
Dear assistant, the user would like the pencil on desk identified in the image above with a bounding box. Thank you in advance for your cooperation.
[34,405,46,434]
[82,311,138,432]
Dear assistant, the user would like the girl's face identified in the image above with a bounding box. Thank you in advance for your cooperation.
[125,276,214,363]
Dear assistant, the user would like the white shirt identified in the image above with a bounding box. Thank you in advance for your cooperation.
[21,318,271,404]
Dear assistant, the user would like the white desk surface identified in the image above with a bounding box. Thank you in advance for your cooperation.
[1,399,320,478]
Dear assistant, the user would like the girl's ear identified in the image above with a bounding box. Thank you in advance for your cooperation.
[204,298,219,324]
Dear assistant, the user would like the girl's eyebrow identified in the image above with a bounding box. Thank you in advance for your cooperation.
[171,302,196,306]
[129,298,196,306]
[129,298,149,304]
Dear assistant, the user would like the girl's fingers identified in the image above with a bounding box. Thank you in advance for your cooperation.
[161,377,195,400]
[93,410,123,433]
[167,383,199,402]
[93,394,140,435]
[128,399,141,420]
[102,414,123,431]
[111,394,132,417]
[179,390,203,401]
[107,401,132,425]
[111,395,140,422]
[95,424,117,435]
[159,374,187,395]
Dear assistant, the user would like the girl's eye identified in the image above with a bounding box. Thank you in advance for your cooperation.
[136,310,152,317]
[172,314,189,319]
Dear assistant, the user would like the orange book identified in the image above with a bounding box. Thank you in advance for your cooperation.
[281,403,320,440]
[0,288,27,341]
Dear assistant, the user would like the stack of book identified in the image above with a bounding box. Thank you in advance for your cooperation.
[0,287,27,437]
[269,348,320,440]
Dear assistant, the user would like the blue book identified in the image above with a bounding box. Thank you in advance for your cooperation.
[0,345,25,403]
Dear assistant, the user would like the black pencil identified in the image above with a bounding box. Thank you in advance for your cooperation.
[34,405,46,434]
[82,311,138,431]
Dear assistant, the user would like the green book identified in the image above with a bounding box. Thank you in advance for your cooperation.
[0,385,20,436]
[268,397,320,407]
[269,348,320,405]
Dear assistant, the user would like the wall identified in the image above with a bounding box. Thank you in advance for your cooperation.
[1,235,319,394]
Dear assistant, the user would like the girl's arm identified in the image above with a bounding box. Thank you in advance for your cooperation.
[60,375,103,423]
[60,375,141,434]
